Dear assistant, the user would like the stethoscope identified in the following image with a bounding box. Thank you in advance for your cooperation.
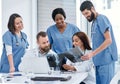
[15,32,26,46]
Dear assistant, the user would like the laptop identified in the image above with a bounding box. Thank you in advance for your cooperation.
[19,56,51,74]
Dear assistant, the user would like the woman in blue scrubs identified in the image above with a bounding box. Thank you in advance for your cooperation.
[80,1,118,84]
[47,8,80,70]
[0,13,29,73]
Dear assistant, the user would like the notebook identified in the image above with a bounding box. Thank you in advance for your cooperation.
[19,56,51,74]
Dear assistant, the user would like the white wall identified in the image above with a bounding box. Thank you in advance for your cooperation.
[37,0,77,31]
[0,0,2,57]
[1,0,37,50]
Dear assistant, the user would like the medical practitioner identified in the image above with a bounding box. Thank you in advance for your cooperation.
[63,32,95,84]
[0,13,29,73]
[80,1,118,84]
[47,8,80,70]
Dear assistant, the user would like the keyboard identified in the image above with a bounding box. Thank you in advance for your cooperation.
[31,76,71,81]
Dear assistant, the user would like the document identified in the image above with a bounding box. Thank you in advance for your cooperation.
[58,47,84,63]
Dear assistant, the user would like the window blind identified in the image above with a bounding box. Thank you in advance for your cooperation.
[37,0,76,31]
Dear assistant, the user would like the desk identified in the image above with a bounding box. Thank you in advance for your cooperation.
[0,72,88,84]
[110,71,120,84]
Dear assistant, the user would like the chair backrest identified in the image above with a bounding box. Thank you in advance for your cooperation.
[47,54,56,67]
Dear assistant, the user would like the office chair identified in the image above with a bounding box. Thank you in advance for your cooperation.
[47,54,57,68]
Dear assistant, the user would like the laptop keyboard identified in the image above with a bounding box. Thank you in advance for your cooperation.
[31,76,71,81]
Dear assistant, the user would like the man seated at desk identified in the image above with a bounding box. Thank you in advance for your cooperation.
[19,31,59,71]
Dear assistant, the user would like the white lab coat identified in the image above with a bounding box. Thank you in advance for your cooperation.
[66,50,96,84]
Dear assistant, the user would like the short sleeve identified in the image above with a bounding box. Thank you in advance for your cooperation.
[47,28,53,44]
[97,15,110,34]
[74,26,80,33]
[2,31,13,46]
[71,24,80,33]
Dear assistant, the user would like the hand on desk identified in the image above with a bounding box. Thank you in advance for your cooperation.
[62,64,76,71]
[9,66,15,73]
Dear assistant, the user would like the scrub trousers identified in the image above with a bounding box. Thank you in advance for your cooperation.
[95,62,115,84]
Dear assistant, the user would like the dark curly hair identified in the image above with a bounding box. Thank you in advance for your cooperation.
[52,8,66,21]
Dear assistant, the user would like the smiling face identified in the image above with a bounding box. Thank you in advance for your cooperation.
[82,9,95,22]
[54,14,65,28]
[14,17,23,32]
[72,35,84,49]
[37,36,50,53]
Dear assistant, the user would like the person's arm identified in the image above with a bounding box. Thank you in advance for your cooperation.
[5,45,15,73]
[62,59,76,71]
[74,61,93,72]
[8,54,15,73]
[92,30,112,55]
[62,64,76,71]
[2,32,16,73]
[81,30,112,60]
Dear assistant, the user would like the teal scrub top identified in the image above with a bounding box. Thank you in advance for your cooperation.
[92,14,118,66]
[47,23,80,54]
[0,31,29,73]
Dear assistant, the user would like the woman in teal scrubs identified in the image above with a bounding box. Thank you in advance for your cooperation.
[0,13,29,73]
[47,8,80,70]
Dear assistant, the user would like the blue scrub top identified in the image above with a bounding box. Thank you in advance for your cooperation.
[0,31,29,73]
[91,14,118,66]
[47,23,80,54]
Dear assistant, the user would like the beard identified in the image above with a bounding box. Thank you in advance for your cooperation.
[41,46,50,53]
[87,11,95,22]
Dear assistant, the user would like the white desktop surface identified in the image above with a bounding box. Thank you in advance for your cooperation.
[110,71,120,84]
[0,71,88,84]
